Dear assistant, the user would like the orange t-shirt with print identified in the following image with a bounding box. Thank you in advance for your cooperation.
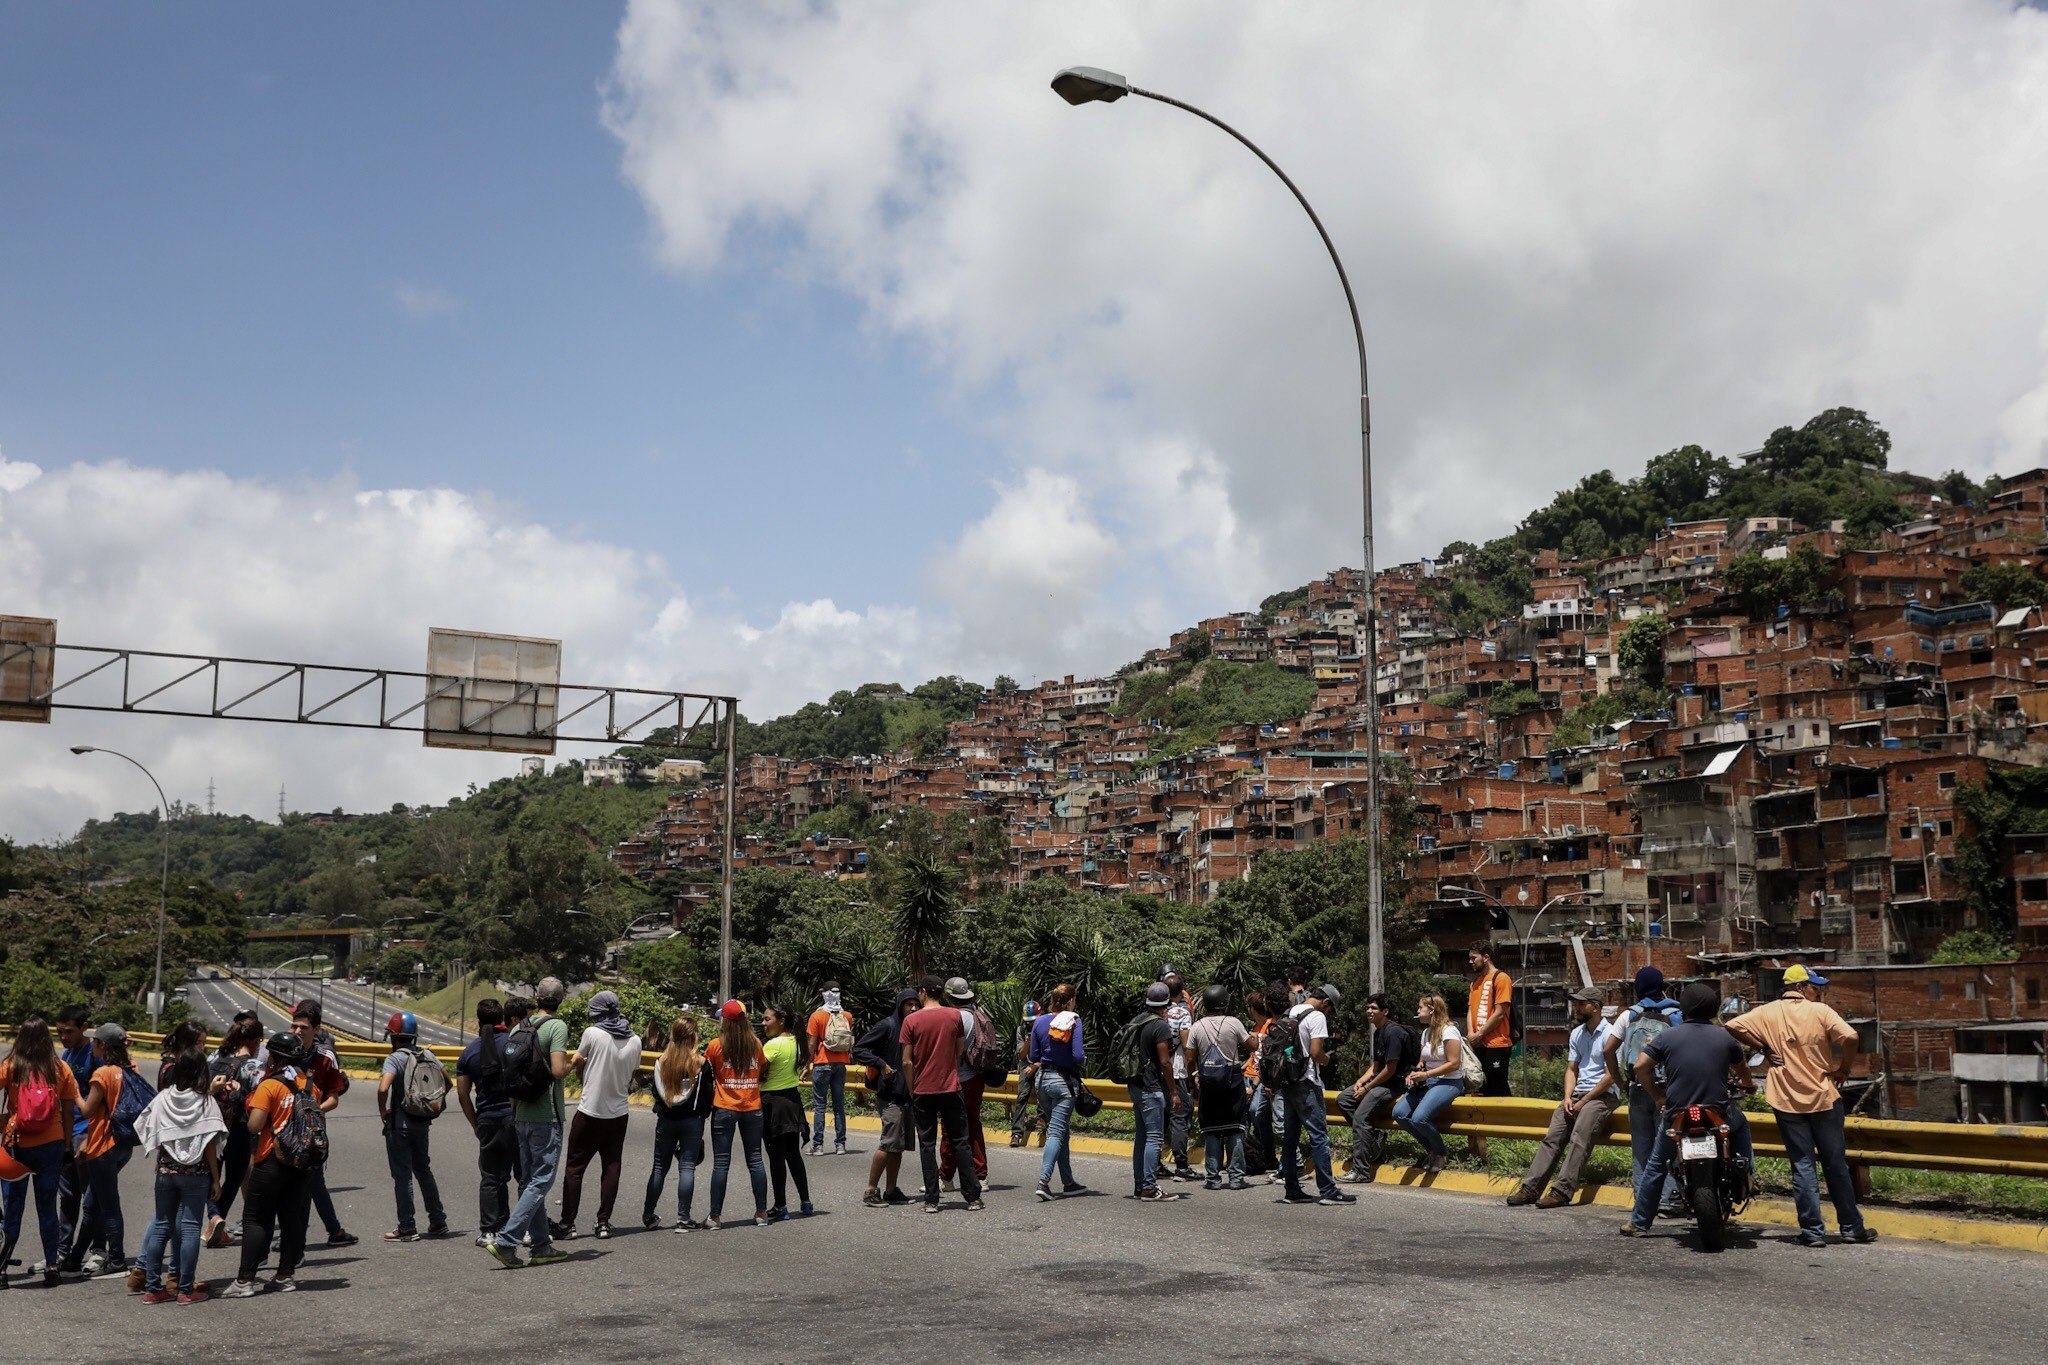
[1467,970,1514,1049]
[81,1066,124,1159]
[704,1039,762,1112]
[1244,1020,1268,1082]
[0,1058,79,1148]
[249,1074,322,1165]
[806,1008,856,1065]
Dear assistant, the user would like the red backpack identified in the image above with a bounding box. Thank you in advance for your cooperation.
[12,1068,57,1127]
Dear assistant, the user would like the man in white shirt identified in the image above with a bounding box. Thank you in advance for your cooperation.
[1279,984,1355,1207]
[554,990,641,1240]
[1507,987,1619,1209]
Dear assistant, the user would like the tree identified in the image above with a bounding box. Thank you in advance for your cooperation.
[1928,930,2017,965]
[1640,444,1729,516]
[1616,614,1669,684]
[477,826,614,981]
[1178,632,1212,664]
[888,854,960,983]
[1756,407,1891,478]
[992,674,1018,695]
[1488,685,1542,719]
[1959,561,2047,610]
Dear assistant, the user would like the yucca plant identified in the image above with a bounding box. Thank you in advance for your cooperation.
[889,853,959,983]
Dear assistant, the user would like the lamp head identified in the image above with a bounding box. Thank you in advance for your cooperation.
[71,745,96,755]
[1051,66,1131,105]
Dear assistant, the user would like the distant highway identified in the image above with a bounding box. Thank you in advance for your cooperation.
[244,967,469,1047]
[181,969,295,1035]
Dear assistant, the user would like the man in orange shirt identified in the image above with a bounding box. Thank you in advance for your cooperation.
[1725,964,1875,1247]
[806,983,855,1156]
[64,1023,136,1279]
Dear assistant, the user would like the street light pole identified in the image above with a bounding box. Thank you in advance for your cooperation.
[1052,67,1384,991]
[73,745,172,1028]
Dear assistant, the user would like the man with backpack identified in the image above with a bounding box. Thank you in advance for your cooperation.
[222,1032,329,1297]
[806,983,856,1157]
[290,1001,359,1248]
[457,997,522,1247]
[1114,982,1184,1203]
[377,1010,450,1242]
[1601,967,1686,1216]
[898,974,985,1212]
[485,978,573,1268]
[1272,983,1353,1207]
[937,977,1000,1191]
[1507,987,1619,1208]
[1466,945,1516,1098]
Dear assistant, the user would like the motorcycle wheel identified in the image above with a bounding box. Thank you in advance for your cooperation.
[1687,1168,1728,1252]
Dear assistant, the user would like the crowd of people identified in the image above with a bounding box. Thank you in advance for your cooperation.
[0,946,1883,1297]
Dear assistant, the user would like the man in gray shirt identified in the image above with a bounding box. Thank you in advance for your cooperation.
[1188,986,1251,1190]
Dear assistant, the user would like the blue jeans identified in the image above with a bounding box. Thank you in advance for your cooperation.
[310,1162,343,1236]
[1630,1104,1755,1230]
[1,1139,67,1268]
[709,1108,768,1219]
[1035,1070,1078,1187]
[1127,1085,1166,1194]
[1629,1085,1682,1208]
[1204,1130,1245,1182]
[139,1171,208,1293]
[495,1121,562,1254]
[1776,1101,1865,1238]
[384,1112,445,1230]
[644,1110,706,1221]
[1281,1080,1336,1196]
[78,1146,131,1261]
[1248,1083,1275,1168]
[810,1063,847,1146]
[1393,1077,1466,1159]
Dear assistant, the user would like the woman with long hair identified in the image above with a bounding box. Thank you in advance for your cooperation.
[135,1048,227,1304]
[70,1023,137,1277]
[757,1003,814,1220]
[0,1015,81,1289]
[702,999,769,1230]
[1392,994,1469,1174]
[1026,982,1087,1201]
[202,1018,264,1247]
[155,1022,207,1089]
[642,1015,712,1231]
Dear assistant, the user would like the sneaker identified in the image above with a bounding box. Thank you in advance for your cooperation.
[767,1207,789,1223]
[75,1252,105,1278]
[1317,1190,1358,1206]
[809,1142,824,1157]
[325,1229,358,1247]
[1279,1189,1317,1205]
[1798,1234,1829,1248]
[1203,1179,1223,1191]
[42,1270,62,1289]
[1172,1166,1199,1182]
[704,1218,722,1232]
[1845,1227,1879,1244]
[965,1198,986,1211]
[643,1212,661,1230]
[1135,1189,1185,1202]
[1505,1185,1542,1207]
[1060,1181,1087,1195]
[1617,1223,1649,1238]
[753,1214,770,1227]
[526,1249,571,1267]
[941,1177,956,1192]
[1227,1178,1251,1191]
[594,1222,612,1240]
[202,1215,227,1248]
[833,1141,847,1156]
[883,1188,910,1205]
[1423,1155,1447,1174]
[474,1234,494,1248]
[424,1224,451,1240]
[549,1221,576,1241]
[799,1202,815,1217]
[1009,1135,1027,1148]
[178,1290,207,1306]
[862,1191,887,1208]
[269,1276,297,1293]
[383,1227,420,1243]
[924,1202,942,1214]
[1034,1182,1053,1202]
[143,1288,176,1305]
[94,1257,128,1280]
[1342,1168,1376,1185]
[220,1279,263,1299]
[674,1217,697,1232]
[1536,1189,1573,1210]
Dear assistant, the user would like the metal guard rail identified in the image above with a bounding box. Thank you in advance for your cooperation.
[33,1029,2047,1181]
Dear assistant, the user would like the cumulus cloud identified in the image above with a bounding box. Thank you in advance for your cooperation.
[605,0,2048,602]
[0,456,953,841]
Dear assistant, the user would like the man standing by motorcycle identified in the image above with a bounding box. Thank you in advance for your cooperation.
[1619,981,1755,1238]
[1725,964,1876,1248]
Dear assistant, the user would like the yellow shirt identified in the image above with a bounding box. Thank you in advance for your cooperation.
[1725,995,1858,1115]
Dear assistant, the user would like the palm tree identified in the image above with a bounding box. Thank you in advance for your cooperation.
[889,853,959,984]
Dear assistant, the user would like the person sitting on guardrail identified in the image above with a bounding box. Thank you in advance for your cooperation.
[289,1001,357,1248]
[1507,987,1621,1209]
[1337,993,1416,1186]
[1619,981,1755,1238]
[852,989,921,1208]
[1391,995,1468,1175]
[377,1011,450,1243]
[1725,965,1876,1248]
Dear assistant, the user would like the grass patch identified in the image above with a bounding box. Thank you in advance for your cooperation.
[407,969,493,1024]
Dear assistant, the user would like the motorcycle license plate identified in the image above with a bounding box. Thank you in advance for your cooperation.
[1680,1136,1717,1160]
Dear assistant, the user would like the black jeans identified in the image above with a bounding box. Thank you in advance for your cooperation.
[560,1112,629,1227]
[475,1114,519,1235]
[384,1111,445,1231]
[912,1092,981,1206]
[238,1159,314,1282]
[1478,1046,1514,1098]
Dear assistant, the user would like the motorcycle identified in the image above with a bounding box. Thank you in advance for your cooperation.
[1668,1102,1752,1251]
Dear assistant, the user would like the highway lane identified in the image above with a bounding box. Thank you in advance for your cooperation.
[244,969,468,1047]
[179,971,294,1036]
[5,1081,2042,1363]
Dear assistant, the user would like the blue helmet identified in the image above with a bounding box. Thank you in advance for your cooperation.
[387,1010,419,1040]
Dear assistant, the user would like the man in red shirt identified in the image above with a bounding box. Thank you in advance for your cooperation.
[897,975,984,1213]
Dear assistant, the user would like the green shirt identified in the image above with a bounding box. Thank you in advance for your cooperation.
[760,1032,802,1093]
[513,1015,571,1124]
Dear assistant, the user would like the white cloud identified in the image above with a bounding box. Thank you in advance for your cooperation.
[392,281,463,321]
[605,0,2048,599]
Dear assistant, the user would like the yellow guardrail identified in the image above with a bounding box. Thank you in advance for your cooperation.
[17,1027,2045,1180]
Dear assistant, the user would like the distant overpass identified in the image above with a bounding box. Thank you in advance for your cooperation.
[240,925,371,969]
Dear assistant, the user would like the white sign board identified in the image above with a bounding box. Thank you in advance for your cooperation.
[0,615,56,724]
[424,628,561,754]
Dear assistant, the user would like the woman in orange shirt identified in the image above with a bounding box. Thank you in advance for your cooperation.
[702,999,769,1230]
[1,1015,81,1288]
[69,1022,137,1278]
[222,1033,324,1298]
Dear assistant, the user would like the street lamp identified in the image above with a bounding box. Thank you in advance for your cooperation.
[1052,67,1386,992]
[73,745,172,1028]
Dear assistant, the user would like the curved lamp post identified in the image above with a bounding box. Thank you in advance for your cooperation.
[73,745,172,1028]
[1051,66,1385,991]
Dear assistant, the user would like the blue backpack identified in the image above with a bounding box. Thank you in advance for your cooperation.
[110,1066,157,1148]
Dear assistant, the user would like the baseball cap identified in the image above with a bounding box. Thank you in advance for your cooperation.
[719,998,747,1020]
[93,1021,127,1046]
[1782,963,1830,988]
[1569,986,1604,1004]
[945,976,975,1002]
[1632,966,1665,999]
[1313,982,1343,1005]
[1144,982,1172,1007]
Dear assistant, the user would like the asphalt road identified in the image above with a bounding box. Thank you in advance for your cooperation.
[180,971,294,1036]
[4,1080,2043,1363]
[235,969,469,1047]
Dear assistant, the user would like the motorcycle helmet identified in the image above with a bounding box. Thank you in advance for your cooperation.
[386,1011,420,1040]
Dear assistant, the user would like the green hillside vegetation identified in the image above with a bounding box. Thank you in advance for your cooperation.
[1119,659,1320,760]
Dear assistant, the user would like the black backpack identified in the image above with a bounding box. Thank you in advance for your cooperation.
[1258,1011,1310,1088]
[1507,997,1525,1045]
[502,1020,556,1105]
[1105,1014,1153,1085]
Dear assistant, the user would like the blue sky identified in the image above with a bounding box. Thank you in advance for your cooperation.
[0,3,996,615]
